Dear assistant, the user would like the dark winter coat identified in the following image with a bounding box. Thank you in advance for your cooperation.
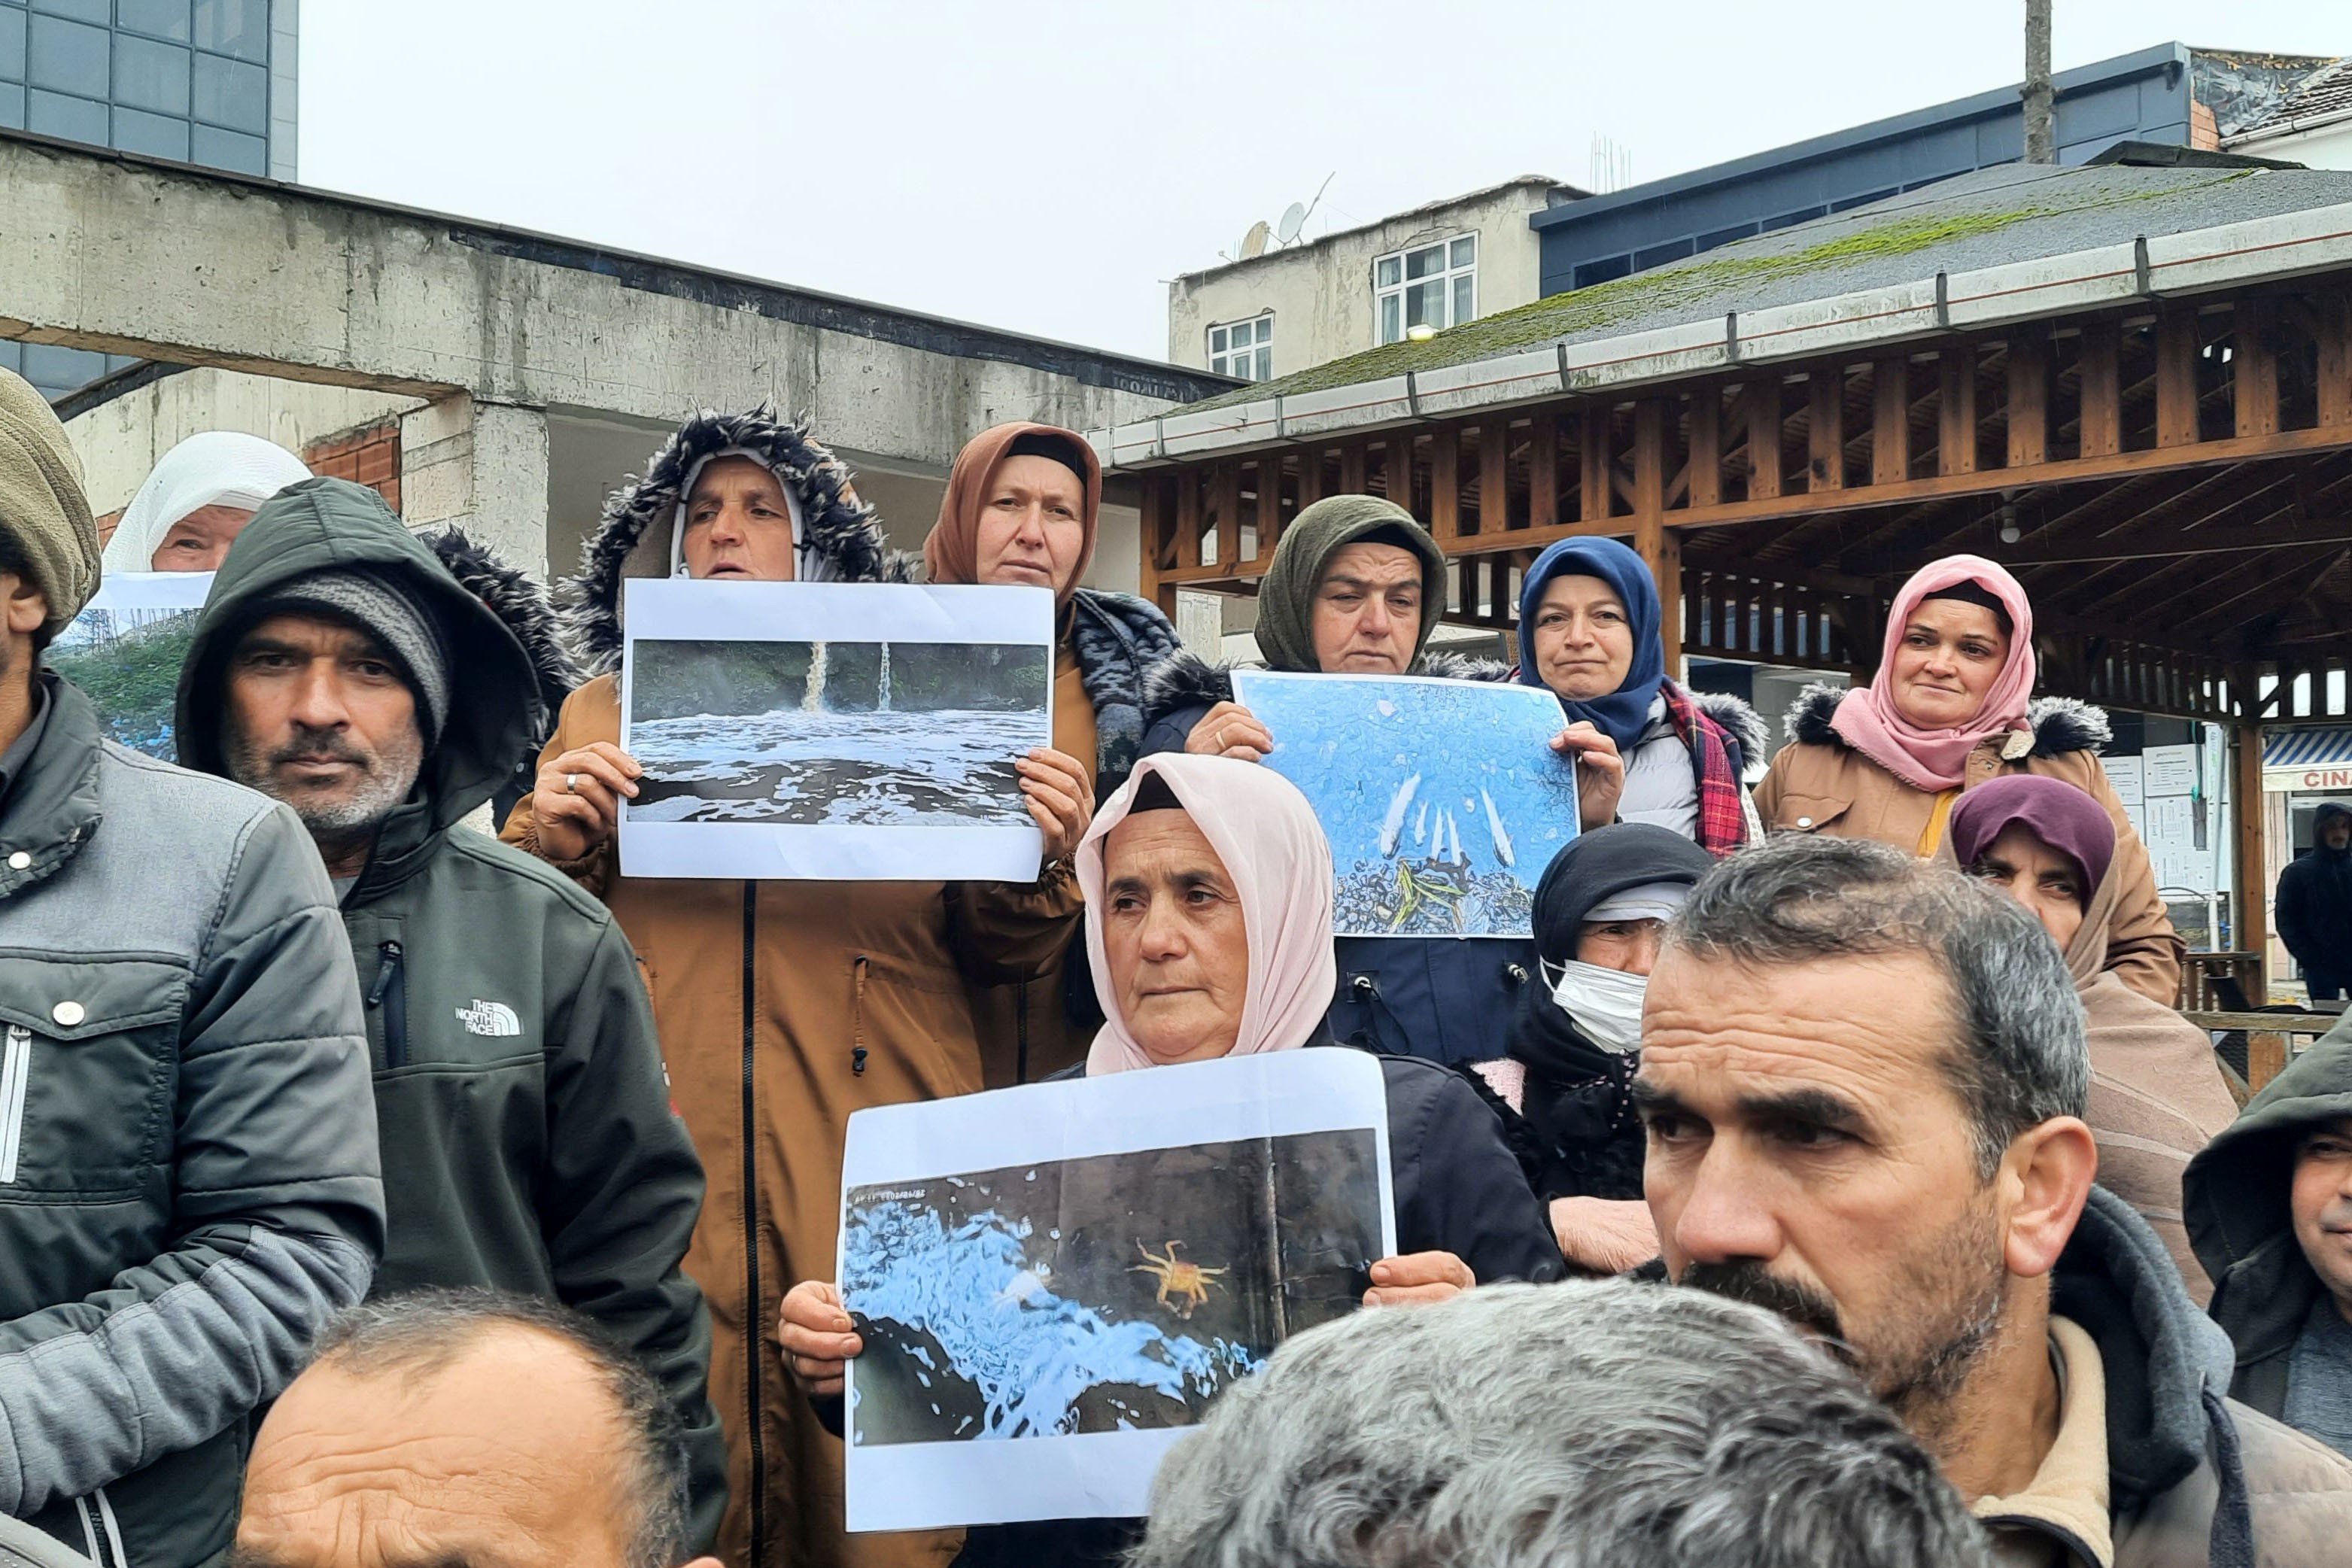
[828,1039,1562,1568]
[2040,1188,2352,1565]
[2275,804,2352,983]
[2185,1013,2352,1429]
[1138,650,1764,1066]
[1757,683,2184,1007]
[175,479,728,1548]
[0,673,384,1568]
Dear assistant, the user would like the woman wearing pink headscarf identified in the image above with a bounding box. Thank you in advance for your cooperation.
[1755,555,2182,1004]
[777,755,1557,1564]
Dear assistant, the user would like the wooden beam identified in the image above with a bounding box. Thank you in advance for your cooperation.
[1479,419,1509,535]
[1873,357,1910,486]
[1296,445,1323,508]
[1746,379,1782,500]
[2235,713,2269,1001]
[1581,407,1612,522]
[2320,290,2352,431]
[2157,307,2202,449]
[1255,456,1281,562]
[1212,463,1240,570]
[1140,479,1175,615]
[2079,320,2122,459]
[2235,297,2280,440]
[1634,400,1682,672]
[1689,392,1722,509]
[1174,471,1200,570]
[1528,412,1559,530]
[1429,428,1460,544]
[1808,372,1844,493]
[1939,345,1978,476]
[2007,330,2048,469]
[1340,442,1366,494]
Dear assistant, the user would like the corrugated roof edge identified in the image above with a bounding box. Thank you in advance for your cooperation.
[1091,187,2352,472]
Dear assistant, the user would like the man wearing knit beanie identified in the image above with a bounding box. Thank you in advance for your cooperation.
[0,372,385,1568]
[175,476,727,1548]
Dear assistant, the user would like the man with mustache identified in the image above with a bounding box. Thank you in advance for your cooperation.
[1635,834,2352,1566]
[178,478,726,1550]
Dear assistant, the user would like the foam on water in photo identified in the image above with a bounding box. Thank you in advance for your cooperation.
[843,1198,1258,1442]
[631,707,1038,825]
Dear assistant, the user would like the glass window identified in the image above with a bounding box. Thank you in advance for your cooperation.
[20,342,105,388]
[26,14,105,97]
[0,82,20,129]
[190,120,264,172]
[190,48,261,130]
[1374,233,1478,343]
[114,34,188,114]
[118,0,191,41]
[29,0,106,20]
[191,0,267,62]
[0,10,23,81]
[1208,315,1273,381]
[0,342,19,375]
[113,103,188,159]
[26,84,103,141]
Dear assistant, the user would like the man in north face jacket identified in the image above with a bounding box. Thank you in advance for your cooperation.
[175,477,727,1549]
[0,373,385,1568]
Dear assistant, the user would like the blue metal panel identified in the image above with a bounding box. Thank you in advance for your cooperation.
[1536,44,2196,298]
[2267,730,2352,768]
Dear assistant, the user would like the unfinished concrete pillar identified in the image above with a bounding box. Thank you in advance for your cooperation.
[399,396,552,577]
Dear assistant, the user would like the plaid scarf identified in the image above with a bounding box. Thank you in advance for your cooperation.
[1662,682,1750,857]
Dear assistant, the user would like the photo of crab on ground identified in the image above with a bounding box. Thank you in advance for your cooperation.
[1232,670,1579,938]
[841,1129,1381,1449]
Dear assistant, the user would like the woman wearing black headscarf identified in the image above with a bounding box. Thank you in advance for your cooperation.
[1468,824,1715,1274]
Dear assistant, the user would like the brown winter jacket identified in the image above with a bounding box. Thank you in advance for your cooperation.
[1755,685,2183,1007]
[503,409,1078,1568]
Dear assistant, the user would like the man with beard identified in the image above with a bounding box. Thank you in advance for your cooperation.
[1635,835,2352,1566]
[176,478,726,1549]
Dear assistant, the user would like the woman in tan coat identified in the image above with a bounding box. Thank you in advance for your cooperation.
[1949,773,2239,1301]
[1754,554,2181,1004]
[503,408,1091,1568]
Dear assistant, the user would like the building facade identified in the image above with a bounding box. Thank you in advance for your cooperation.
[1,0,294,397]
[1166,177,1576,384]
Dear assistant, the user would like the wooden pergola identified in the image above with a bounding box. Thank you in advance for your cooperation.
[1118,268,2352,986]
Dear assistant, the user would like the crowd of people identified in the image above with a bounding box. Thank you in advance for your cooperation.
[5,363,2352,1567]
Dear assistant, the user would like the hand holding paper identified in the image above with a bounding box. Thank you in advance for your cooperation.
[780,1280,861,1399]
[530,740,640,861]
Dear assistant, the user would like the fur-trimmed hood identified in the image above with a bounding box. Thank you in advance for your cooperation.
[1785,682,2111,760]
[426,527,579,753]
[561,406,913,676]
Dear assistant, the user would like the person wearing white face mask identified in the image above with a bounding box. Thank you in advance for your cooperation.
[1466,825,1715,1275]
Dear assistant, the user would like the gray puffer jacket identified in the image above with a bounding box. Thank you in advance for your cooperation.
[0,675,384,1568]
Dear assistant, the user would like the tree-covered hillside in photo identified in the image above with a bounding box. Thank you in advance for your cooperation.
[50,608,201,760]
[634,639,1047,722]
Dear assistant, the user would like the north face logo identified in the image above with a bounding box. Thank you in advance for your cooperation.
[456,1000,522,1038]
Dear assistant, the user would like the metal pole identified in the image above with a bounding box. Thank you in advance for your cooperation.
[2023,0,2056,165]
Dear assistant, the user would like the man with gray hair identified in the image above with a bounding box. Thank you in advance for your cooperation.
[1637,834,2352,1565]
[233,1288,721,1568]
[176,478,725,1545]
[1132,1278,1991,1567]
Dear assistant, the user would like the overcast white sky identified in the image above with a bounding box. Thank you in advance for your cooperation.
[299,2,2347,363]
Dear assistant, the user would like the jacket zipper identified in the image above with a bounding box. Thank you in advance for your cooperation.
[75,1487,126,1568]
[738,883,767,1563]
[852,954,869,1076]
[366,940,407,1069]
[1014,980,1029,1083]
[0,1024,29,1185]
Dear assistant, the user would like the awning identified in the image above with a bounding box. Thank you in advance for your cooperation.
[2265,729,2352,791]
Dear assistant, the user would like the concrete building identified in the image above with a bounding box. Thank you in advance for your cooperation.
[1167,177,1578,385]
[1,0,295,398]
[2,128,1231,588]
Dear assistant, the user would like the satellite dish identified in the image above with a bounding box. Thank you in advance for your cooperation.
[1276,202,1308,245]
[1239,220,1271,260]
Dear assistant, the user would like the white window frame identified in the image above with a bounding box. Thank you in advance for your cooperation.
[1208,313,1275,381]
[1375,233,1478,345]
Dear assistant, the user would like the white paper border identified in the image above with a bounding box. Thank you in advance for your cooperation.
[839,1050,1396,1532]
[618,580,1054,881]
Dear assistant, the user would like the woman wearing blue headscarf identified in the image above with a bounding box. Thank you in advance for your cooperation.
[1515,537,1763,855]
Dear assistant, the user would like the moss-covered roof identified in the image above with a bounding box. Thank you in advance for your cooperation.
[1182,162,2352,414]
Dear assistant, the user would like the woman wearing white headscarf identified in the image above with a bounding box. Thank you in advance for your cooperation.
[100,431,312,573]
[778,755,1558,1565]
